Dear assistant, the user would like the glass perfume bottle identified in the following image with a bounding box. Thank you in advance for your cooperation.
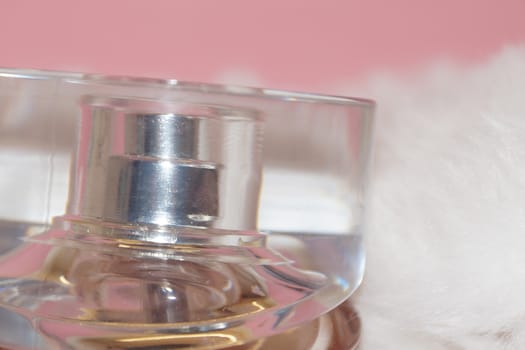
[0,69,374,349]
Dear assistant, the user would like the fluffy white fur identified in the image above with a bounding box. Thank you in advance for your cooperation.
[354,46,525,350]
[219,46,525,349]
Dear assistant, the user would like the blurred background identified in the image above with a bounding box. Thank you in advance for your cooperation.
[1,0,524,93]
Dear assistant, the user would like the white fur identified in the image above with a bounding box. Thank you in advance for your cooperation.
[355,46,525,350]
[218,45,525,349]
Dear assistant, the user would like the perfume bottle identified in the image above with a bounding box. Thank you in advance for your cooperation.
[0,69,374,349]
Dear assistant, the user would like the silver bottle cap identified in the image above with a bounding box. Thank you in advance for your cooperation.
[67,96,263,231]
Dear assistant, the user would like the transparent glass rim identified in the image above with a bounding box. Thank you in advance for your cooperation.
[0,67,375,109]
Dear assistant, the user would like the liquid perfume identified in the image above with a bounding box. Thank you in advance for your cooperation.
[0,69,374,349]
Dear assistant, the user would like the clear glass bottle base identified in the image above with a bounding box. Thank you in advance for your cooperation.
[0,300,360,350]
[0,220,363,349]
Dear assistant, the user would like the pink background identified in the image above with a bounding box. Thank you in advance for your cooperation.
[1,0,524,93]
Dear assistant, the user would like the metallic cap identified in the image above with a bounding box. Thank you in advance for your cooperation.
[67,96,263,231]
